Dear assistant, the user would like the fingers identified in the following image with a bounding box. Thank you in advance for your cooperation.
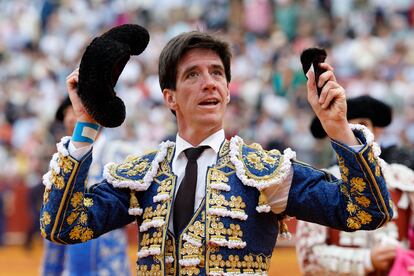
[371,246,397,271]
[64,68,96,124]
[306,70,318,103]
[66,68,79,95]
[66,68,79,83]
[317,63,335,89]
[318,82,344,109]
[377,250,397,261]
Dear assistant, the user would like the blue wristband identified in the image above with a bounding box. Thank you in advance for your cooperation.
[72,122,100,143]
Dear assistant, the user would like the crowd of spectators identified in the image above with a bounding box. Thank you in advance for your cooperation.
[1,0,414,245]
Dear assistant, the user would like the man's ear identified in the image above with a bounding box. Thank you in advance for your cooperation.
[163,89,177,110]
[226,92,230,104]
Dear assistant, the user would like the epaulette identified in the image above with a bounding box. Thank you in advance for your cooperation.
[103,151,157,191]
[229,136,296,213]
[229,136,296,190]
[103,140,175,192]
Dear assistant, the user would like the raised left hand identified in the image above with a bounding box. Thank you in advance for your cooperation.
[306,63,358,145]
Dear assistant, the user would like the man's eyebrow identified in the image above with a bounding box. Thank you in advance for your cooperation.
[210,64,225,71]
[180,65,198,77]
[179,63,224,77]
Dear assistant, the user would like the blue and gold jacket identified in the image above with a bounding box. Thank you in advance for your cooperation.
[40,125,393,275]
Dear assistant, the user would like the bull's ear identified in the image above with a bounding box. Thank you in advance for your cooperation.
[77,24,150,128]
[299,47,327,77]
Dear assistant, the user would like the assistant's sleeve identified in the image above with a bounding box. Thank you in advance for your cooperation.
[295,220,373,276]
[286,124,393,231]
[40,137,135,244]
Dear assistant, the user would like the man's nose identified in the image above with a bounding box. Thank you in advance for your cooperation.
[202,73,216,91]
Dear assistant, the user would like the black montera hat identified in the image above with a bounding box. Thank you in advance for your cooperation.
[310,95,392,139]
[55,96,72,122]
[77,24,149,128]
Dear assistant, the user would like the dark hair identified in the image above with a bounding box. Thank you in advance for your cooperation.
[158,31,232,91]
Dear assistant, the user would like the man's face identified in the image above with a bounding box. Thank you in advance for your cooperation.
[163,48,230,133]
[63,106,77,135]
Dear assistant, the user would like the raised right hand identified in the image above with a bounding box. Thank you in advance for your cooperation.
[370,244,397,272]
[66,68,97,124]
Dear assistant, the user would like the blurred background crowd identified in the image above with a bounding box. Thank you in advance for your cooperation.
[1,0,414,253]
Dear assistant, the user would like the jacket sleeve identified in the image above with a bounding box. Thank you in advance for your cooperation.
[286,124,394,231]
[39,137,135,244]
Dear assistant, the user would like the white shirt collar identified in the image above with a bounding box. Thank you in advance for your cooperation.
[174,129,225,159]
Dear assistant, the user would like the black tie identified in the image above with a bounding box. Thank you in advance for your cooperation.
[173,146,208,235]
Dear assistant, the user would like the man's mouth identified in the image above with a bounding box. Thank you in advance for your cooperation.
[199,99,219,106]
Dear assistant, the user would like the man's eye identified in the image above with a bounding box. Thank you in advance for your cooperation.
[212,70,223,76]
[187,72,198,78]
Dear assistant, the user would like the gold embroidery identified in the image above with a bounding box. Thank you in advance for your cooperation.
[71,192,83,207]
[69,225,94,242]
[179,209,205,275]
[367,149,382,177]
[81,228,93,242]
[84,197,93,207]
[239,143,283,182]
[129,192,139,209]
[50,156,79,244]
[249,143,263,151]
[246,153,265,170]
[350,177,366,193]
[180,266,200,275]
[209,218,227,239]
[182,242,199,255]
[137,264,162,276]
[242,255,254,272]
[208,254,271,273]
[228,196,246,210]
[355,196,370,207]
[338,156,349,182]
[346,202,357,213]
[210,169,229,183]
[210,194,228,207]
[210,254,225,269]
[188,221,204,237]
[69,225,82,240]
[375,165,381,177]
[368,151,375,163]
[58,154,74,174]
[79,212,88,224]
[226,255,241,273]
[347,217,361,229]
[140,233,150,247]
[263,155,276,165]
[143,204,168,221]
[41,212,51,225]
[227,224,243,238]
[40,227,46,238]
[340,185,349,197]
[258,192,268,206]
[157,179,173,198]
[219,140,230,158]
[118,161,134,170]
[357,210,372,224]
[43,188,50,203]
[165,236,176,275]
[51,171,65,189]
[126,161,149,176]
[66,212,79,225]
[342,177,373,230]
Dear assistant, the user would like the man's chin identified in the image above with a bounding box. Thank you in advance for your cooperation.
[197,116,222,128]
